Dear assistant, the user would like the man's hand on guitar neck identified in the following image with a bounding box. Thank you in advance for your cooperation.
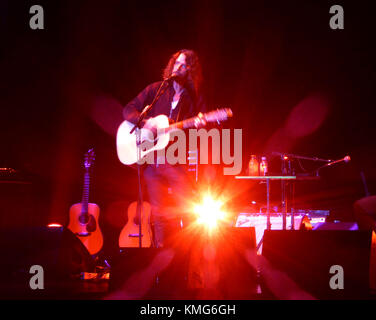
[194,112,207,128]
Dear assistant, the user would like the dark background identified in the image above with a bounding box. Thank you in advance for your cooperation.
[0,1,375,253]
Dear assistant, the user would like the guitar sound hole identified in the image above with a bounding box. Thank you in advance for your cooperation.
[133,216,140,225]
[86,216,97,232]
[78,214,97,232]
[79,213,89,224]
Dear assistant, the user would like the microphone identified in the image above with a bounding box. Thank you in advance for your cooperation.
[164,73,179,81]
[164,66,191,82]
[311,155,351,176]
[327,155,351,166]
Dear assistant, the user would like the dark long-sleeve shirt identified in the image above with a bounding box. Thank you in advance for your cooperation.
[123,81,206,124]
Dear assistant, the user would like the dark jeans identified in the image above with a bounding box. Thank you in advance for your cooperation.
[143,164,193,248]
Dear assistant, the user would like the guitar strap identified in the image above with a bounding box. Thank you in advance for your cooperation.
[169,85,196,123]
[171,89,189,123]
[176,102,182,122]
[169,97,183,123]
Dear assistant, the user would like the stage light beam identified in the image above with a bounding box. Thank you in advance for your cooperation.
[193,194,226,230]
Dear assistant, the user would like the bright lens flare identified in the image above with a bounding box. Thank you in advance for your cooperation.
[47,223,63,228]
[193,195,226,229]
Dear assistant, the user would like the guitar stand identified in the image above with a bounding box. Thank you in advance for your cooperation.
[135,128,144,248]
[130,80,170,248]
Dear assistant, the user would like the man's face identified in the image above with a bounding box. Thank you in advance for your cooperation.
[172,53,188,79]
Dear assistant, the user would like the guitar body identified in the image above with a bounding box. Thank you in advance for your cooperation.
[68,203,103,255]
[119,201,152,248]
[117,115,170,165]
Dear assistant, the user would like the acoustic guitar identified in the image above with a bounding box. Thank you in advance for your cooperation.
[116,108,233,165]
[68,149,103,255]
[119,200,152,248]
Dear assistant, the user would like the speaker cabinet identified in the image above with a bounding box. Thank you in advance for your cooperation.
[262,230,373,299]
[109,247,196,299]
[109,226,257,299]
[214,226,257,299]
[0,226,95,298]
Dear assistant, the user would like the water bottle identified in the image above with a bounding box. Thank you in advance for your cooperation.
[260,156,268,176]
[248,155,259,175]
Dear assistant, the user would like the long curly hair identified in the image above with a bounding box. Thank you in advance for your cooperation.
[163,49,203,96]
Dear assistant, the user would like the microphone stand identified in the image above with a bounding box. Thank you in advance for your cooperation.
[289,159,296,230]
[281,155,287,230]
[274,152,349,230]
[130,78,170,134]
[271,152,331,163]
[271,152,346,177]
[129,79,170,248]
[273,152,329,230]
[313,156,350,177]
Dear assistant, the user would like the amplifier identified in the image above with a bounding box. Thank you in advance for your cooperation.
[235,211,328,252]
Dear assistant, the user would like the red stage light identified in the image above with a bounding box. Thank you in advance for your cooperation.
[47,223,63,228]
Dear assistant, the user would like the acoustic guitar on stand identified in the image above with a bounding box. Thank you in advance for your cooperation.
[68,149,103,255]
[119,200,152,248]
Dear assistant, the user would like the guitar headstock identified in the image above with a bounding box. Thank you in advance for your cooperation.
[84,148,96,169]
[204,108,233,123]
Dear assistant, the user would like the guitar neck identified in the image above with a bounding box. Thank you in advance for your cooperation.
[81,170,90,212]
[166,109,230,133]
[168,117,197,132]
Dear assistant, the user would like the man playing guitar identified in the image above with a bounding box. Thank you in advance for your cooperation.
[122,49,207,248]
